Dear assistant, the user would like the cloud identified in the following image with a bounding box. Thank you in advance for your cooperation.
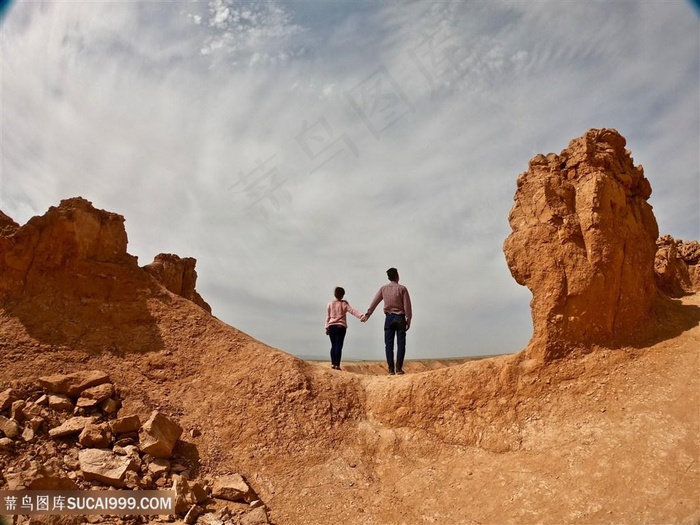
[1,1,697,360]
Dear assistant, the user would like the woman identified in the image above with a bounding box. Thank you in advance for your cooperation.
[325,286,364,370]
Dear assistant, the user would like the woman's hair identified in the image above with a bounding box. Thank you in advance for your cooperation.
[334,286,345,300]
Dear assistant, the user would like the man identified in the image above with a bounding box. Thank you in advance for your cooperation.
[363,268,412,375]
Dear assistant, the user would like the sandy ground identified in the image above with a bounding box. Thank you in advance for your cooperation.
[0,294,698,524]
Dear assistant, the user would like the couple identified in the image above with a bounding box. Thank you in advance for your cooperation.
[325,267,412,375]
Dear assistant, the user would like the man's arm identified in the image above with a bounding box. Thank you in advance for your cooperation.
[403,287,412,329]
[365,288,384,319]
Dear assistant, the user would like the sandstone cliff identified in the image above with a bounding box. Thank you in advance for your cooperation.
[0,197,211,352]
[143,254,211,313]
[655,235,700,296]
[503,128,660,360]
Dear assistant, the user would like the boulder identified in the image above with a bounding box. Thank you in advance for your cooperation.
[79,448,133,488]
[48,416,95,438]
[212,474,256,503]
[504,128,660,360]
[139,411,182,458]
[38,370,111,398]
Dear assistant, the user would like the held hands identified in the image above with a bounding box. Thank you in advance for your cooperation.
[360,314,368,323]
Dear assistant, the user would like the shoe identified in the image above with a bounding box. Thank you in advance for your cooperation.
[396,370,405,375]
[331,365,339,370]
[388,370,395,375]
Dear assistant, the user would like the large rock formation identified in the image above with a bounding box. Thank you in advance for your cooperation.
[504,129,660,360]
[654,236,700,297]
[0,197,211,351]
[143,254,211,313]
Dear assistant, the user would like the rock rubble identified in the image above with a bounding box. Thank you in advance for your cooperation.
[0,371,271,525]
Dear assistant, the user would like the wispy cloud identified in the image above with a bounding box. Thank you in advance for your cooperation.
[1,1,697,360]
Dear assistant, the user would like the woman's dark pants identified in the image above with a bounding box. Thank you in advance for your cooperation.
[328,324,347,367]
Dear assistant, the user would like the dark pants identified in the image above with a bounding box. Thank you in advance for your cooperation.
[384,313,407,372]
[328,324,347,367]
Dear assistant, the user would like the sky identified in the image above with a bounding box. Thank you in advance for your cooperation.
[0,1,698,361]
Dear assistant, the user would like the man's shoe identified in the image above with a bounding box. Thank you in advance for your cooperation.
[388,370,395,375]
[396,369,405,375]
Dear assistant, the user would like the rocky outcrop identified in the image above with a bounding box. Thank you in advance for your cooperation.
[655,235,700,297]
[504,129,660,360]
[0,198,212,350]
[143,253,212,313]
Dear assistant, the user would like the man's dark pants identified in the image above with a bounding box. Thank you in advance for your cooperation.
[384,313,407,372]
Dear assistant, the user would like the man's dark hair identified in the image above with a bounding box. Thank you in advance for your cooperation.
[386,268,399,282]
[334,286,345,300]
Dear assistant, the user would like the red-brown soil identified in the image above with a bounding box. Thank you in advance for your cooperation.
[0,289,697,524]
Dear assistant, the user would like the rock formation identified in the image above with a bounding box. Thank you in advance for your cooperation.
[655,235,700,296]
[0,197,212,351]
[143,253,211,313]
[504,129,660,360]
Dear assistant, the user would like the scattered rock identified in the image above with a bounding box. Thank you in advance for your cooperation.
[48,416,96,438]
[191,481,210,504]
[183,504,204,525]
[76,383,115,408]
[0,415,21,438]
[148,457,170,477]
[21,426,35,442]
[79,448,134,488]
[212,474,256,503]
[10,400,26,422]
[78,423,112,448]
[0,388,17,411]
[109,414,141,434]
[48,394,74,411]
[0,375,256,525]
[100,397,120,414]
[5,460,78,490]
[38,370,111,398]
[172,474,197,513]
[139,411,183,458]
[241,506,270,525]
